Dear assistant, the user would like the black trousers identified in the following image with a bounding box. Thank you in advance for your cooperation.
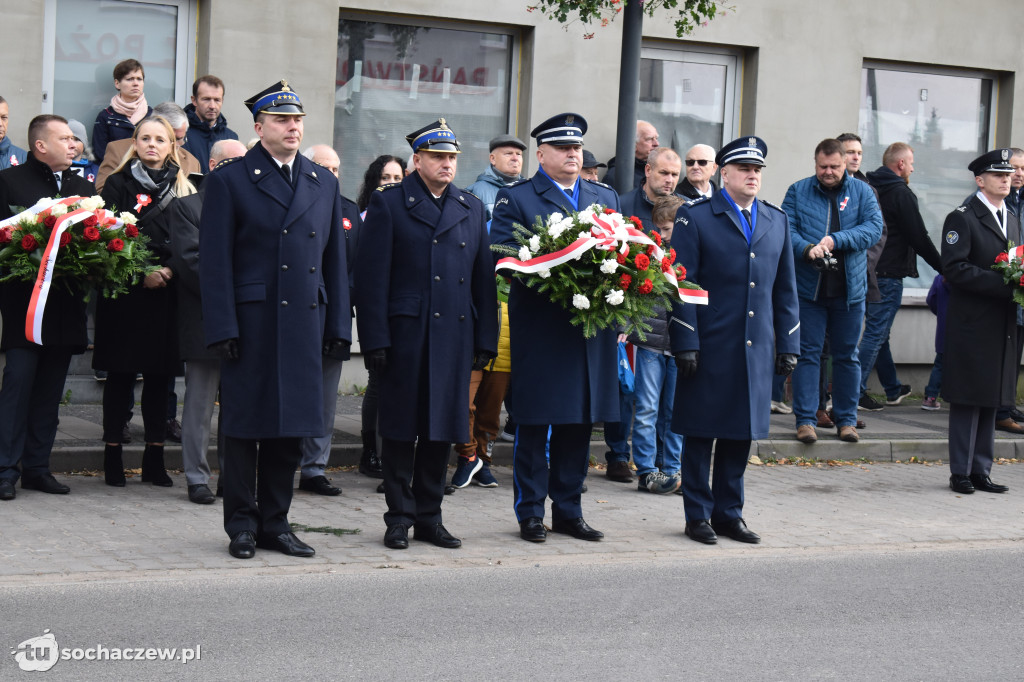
[222,436,301,538]
[102,371,169,443]
[381,438,451,528]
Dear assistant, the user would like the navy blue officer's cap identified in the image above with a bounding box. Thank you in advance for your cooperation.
[244,80,305,120]
[531,113,587,146]
[968,148,1015,176]
[715,136,767,167]
[407,118,461,154]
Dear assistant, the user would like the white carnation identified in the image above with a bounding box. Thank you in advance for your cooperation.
[529,234,541,252]
[539,268,551,279]
[518,245,532,261]
[572,294,591,310]
[548,212,564,224]
[605,289,625,306]
[577,231,591,240]
[547,223,565,240]
[80,196,104,211]
[600,259,618,274]
[119,212,138,225]
[50,204,68,217]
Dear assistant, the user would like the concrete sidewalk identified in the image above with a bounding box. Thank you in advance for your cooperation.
[46,394,1024,473]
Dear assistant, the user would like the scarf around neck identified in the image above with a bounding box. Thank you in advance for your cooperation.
[110,93,149,125]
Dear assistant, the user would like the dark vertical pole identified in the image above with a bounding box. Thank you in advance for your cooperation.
[613,0,643,196]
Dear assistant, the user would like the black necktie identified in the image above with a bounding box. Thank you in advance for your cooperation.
[742,208,752,224]
[54,172,62,191]
[281,163,291,185]
[564,188,572,197]
[997,208,1004,230]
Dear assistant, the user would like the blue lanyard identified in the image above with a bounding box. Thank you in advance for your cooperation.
[721,188,757,244]
[538,166,579,211]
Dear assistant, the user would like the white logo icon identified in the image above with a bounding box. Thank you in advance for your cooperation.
[11,630,59,672]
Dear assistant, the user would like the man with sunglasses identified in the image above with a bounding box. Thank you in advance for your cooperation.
[677,144,718,201]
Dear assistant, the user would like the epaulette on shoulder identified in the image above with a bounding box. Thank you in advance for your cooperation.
[583,178,613,190]
[685,195,709,207]
[211,156,242,172]
[506,177,529,189]
[760,199,785,213]
[462,188,481,202]
[375,182,401,192]
[955,205,968,213]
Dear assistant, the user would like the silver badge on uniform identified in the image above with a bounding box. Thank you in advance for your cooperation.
[1003,149,1010,161]
[748,137,756,147]
[945,231,959,244]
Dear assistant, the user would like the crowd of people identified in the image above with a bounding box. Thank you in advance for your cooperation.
[0,60,1021,559]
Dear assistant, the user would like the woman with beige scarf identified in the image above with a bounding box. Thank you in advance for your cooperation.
[91,58,152,165]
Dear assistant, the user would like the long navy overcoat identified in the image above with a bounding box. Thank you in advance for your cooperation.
[669,192,800,440]
[199,146,350,439]
[355,173,497,443]
[490,174,620,425]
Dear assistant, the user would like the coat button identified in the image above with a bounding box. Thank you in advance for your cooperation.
[281,264,288,271]
[434,275,441,282]
[310,266,316,273]
[750,252,755,258]
[460,242,466,248]
[749,281,756,288]
[433,312,441,318]
[748,310,754,317]
[433,239,439,244]
[459,278,464,283]
[746,340,752,347]
[309,231,316,238]
[310,304,317,309]
[459,315,465,321]
[283,229,288,235]
[281,300,288,306]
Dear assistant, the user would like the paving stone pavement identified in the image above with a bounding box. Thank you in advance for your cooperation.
[1,459,1021,584]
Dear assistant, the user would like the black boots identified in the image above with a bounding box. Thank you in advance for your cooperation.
[103,444,126,487]
[141,444,173,487]
[359,430,384,479]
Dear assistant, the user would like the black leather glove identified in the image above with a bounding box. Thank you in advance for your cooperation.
[210,338,239,361]
[471,350,497,371]
[364,348,387,373]
[323,338,350,360]
[674,350,699,378]
[775,353,798,376]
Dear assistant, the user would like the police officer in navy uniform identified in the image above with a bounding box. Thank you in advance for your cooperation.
[355,119,497,550]
[199,81,351,559]
[490,113,620,543]
[941,149,1019,495]
[669,137,800,544]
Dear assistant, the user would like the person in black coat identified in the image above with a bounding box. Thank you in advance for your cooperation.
[355,119,497,550]
[491,113,620,543]
[0,115,94,500]
[95,115,196,489]
[941,149,1019,495]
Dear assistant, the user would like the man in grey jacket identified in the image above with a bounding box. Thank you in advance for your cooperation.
[466,134,526,220]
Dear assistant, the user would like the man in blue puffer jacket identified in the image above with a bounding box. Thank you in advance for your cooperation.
[783,138,883,444]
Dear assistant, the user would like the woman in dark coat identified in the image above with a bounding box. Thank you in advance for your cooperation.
[95,115,196,487]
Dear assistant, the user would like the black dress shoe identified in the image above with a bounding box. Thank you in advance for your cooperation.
[256,531,315,557]
[519,517,547,542]
[969,474,1009,493]
[21,473,70,494]
[376,482,385,494]
[0,479,15,501]
[949,474,975,494]
[187,484,216,505]
[298,475,341,496]
[228,531,256,559]
[684,519,718,544]
[165,418,183,443]
[712,517,761,544]
[551,517,604,541]
[384,525,409,549]
[413,523,462,549]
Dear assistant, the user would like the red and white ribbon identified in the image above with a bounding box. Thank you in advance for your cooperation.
[495,211,708,305]
[1,196,125,345]
[1010,244,1024,260]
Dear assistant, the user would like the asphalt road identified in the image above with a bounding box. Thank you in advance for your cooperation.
[4,545,1022,681]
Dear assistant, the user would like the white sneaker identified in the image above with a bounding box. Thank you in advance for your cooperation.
[770,400,793,414]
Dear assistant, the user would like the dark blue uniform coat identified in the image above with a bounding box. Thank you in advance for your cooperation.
[355,173,497,443]
[199,146,350,439]
[669,192,800,440]
[490,174,621,425]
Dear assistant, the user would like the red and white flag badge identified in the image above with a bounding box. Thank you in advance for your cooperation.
[343,218,352,230]
[134,194,152,212]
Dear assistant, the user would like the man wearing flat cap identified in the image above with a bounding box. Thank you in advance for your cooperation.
[491,112,620,543]
[199,80,351,559]
[669,136,799,545]
[941,148,1020,495]
[580,150,606,182]
[355,118,497,550]
[466,133,526,221]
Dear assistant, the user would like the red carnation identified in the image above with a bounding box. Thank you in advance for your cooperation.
[676,265,687,280]
[650,231,662,246]
[661,257,672,272]
[59,231,72,247]
[21,234,38,251]
[1020,274,1024,287]
[125,225,139,238]
[83,214,100,227]
[0,227,11,244]
[669,248,676,262]
[634,253,650,270]
[43,215,57,229]
[638,279,654,294]
[107,238,124,253]
[619,273,632,289]
[604,207,615,215]
[616,252,627,265]
[629,216,642,229]
[996,252,1010,264]
[83,226,100,241]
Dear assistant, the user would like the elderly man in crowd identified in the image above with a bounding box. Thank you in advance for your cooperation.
[603,119,659,191]
[676,143,718,200]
